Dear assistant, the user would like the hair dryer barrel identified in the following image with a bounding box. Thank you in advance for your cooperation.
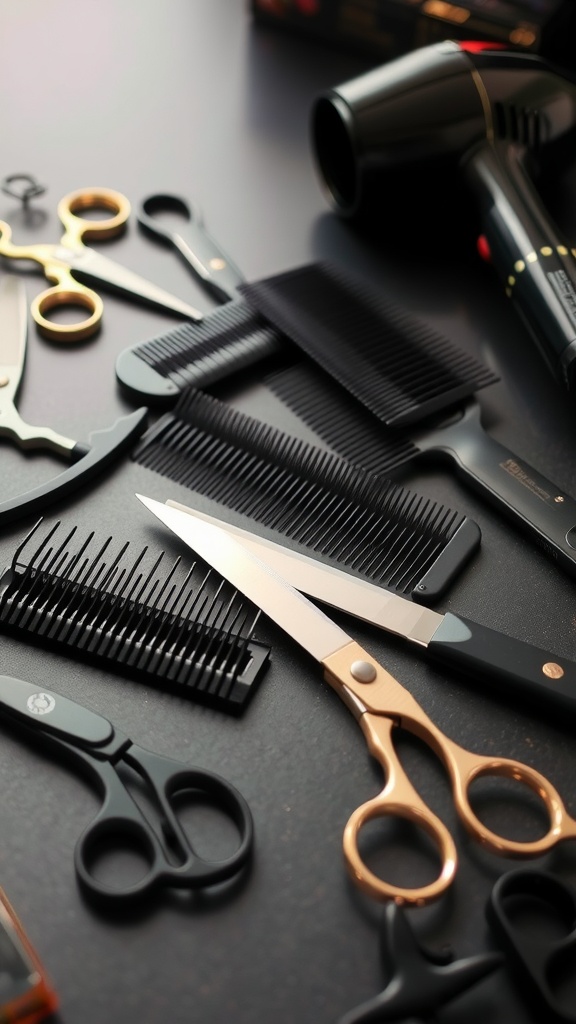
[311,41,485,216]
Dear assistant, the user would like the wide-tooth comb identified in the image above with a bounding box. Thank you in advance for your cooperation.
[132,388,480,602]
[240,261,576,579]
[115,300,284,405]
[0,519,270,713]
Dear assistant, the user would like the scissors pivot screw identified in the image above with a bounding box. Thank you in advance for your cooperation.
[350,660,377,683]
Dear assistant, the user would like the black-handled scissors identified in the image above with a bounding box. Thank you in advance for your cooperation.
[0,675,253,905]
[488,869,576,1023]
[138,193,246,303]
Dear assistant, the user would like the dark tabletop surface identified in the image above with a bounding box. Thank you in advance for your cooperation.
[0,2,575,1022]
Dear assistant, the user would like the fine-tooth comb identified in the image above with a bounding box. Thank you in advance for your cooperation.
[131,387,481,602]
[239,261,576,579]
[115,300,284,405]
[0,518,270,713]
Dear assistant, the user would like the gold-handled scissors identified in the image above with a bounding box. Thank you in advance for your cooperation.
[0,187,202,341]
[138,494,576,907]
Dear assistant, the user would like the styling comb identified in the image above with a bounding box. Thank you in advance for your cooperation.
[239,261,576,578]
[132,387,480,602]
[0,518,270,713]
[115,300,284,405]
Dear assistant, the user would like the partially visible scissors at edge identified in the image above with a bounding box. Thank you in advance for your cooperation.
[138,493,576,907]
[0,674,253,904]
[0,187,202,341]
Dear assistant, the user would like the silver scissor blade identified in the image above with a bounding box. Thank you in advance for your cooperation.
[62,246,203,320]
[165,500,444,646]
[136,494,352,663]
[0,275,28,396]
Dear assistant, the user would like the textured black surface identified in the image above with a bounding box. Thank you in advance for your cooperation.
[0,3,575,1023]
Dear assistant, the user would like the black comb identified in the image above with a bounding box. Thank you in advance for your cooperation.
[115,300,284,405]
[241,261,576,579]
[0,518,270,713]
[132,387,480,602]
[265,361,416,475]
[240,262,498,427]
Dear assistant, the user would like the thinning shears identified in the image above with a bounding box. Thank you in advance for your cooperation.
[0,674,253,904]
[139,494,576,907]
[0,187,202,341]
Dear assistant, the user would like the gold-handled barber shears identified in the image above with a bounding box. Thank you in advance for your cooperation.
[0,188,202,341]
[138,494,576,907]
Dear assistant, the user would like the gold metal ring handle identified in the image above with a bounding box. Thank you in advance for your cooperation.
[58,187,131,245]
[343,796,458,906]
[343,711,458,906]
[449,751,576,856]
[31,284,103,342]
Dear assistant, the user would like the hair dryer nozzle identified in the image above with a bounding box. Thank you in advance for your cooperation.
[311,41,484,216]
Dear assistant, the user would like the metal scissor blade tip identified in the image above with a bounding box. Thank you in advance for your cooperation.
[136,494,352,663]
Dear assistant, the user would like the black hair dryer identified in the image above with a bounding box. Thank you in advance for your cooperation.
[311,40,576,396]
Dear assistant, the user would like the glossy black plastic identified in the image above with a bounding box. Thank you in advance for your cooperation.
[428,612,576,717]
[311,41,576,395]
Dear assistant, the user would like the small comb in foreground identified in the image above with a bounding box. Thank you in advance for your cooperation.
[132,388,480,602]
[0,519,270,713]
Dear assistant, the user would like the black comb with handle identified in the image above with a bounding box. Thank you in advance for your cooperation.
[239,261,576,578]
[132,387,480,602]
[0,518,270,713]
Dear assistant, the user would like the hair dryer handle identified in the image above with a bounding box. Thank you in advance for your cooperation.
[464,141,576,395]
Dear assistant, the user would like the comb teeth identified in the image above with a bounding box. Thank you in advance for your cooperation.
[116,300,284,403]
[265,360,417,475]
[239,262,499,427]
[132,388,480,601]
[0,519,270,713]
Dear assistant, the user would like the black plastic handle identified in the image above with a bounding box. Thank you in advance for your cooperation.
[138,193,245,303]
[417,403,576,578]
[76,745,254,904]
[138,193,195,245]
[428,612,576,717]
